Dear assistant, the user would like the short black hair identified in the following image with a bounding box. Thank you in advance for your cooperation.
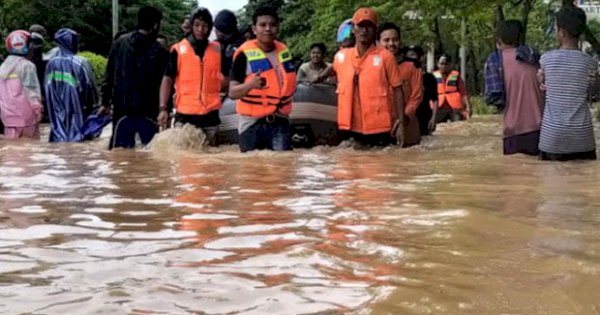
[496,20,523,46]
[252,6,279,25]
[310,43,326,55]
[556,6,587,38]
[137,6,163,31]
[406,45,425,58]
[191,7,213,30]
[377,22,400,40]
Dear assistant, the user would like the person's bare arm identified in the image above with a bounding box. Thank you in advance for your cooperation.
[392,86,406,146]
[429,100,438,132]
[157,76,173,127]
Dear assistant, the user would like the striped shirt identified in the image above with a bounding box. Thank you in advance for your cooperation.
[539,49,596,154]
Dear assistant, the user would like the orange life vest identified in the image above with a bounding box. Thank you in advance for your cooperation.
[334,46,395,135]
[434,70,463,110]
[172,39,222,115]
[233,40,296,118]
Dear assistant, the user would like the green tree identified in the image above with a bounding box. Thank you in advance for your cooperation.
[0,0,195,55]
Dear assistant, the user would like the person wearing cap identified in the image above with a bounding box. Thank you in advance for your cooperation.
[44,28,99,142]
[214,9,245,92]
[229,6,297,152]
[0,30,43,139]
[434,54,472,123]
[378,22,423,147]
[159,8,223,146]
[318,8,405,149]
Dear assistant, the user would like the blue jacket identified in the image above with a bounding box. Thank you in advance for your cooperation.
[45,28,98,142]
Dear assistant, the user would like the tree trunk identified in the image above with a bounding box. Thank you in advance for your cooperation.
[496,5,505,24]
[521,0,534,44]
[433,17,444,55]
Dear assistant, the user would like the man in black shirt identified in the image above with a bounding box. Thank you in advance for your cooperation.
[99,6,169,149]
[214,10,245,92]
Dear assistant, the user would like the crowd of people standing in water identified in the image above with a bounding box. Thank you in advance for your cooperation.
[0,4,597,161]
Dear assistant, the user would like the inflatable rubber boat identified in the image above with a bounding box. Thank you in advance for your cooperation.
[216,83,343,147]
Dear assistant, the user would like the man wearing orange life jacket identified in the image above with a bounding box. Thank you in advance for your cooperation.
[229,6,296,152]
[326,8,405,149]
[158,8,223,146]
[378,22,423,147]
[434,54,472,123]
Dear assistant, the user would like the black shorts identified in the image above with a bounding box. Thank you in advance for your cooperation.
[540,150,597,161]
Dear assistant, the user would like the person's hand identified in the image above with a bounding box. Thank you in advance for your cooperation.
[249,71,267,89]
[157,109,169,128]
[428,118,436,132]
[97,105,110,116]
[391,118,404,147]
[537,69,546,91]
[34,105,43,122]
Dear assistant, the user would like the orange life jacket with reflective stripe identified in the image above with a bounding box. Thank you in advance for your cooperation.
[334,46,394,135]
[172,39,222,115]
[434,70,463,110]
[233,40,296,118]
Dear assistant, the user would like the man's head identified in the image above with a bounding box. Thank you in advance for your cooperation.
[190,8,213,41]
[352,8,378,46]
[378,22,400,55]
[137,6,163,37]
[242,26,255,41]
[252,6,279,47]
[156,34,168,50]
[556,6,587,44]
[406,45,424,62]
[496,20,523,49]
[214,10,238,42]
[438,54,452,74]
[309,43,326,65]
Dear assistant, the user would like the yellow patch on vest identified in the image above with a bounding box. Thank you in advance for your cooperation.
[244,48,267,62]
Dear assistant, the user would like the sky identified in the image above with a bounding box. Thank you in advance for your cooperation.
[198,0,247,16]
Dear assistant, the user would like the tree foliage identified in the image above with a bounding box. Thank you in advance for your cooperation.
[0,0,196,55]
[240,0,581,94]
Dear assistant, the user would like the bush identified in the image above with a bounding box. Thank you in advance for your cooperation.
[78,51,107,84]
[471,96,498,115]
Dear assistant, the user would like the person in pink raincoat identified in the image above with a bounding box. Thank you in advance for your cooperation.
[0,30,43,139]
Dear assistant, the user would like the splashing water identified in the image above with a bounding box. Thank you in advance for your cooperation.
[148,124,209,153]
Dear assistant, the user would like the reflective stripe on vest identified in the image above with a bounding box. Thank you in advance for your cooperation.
[334,46,394,135]
[233,40,296,118]
[434,70,462,110]
[173,39,222,116]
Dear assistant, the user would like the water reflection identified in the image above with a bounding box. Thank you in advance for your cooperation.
[1,117,600,314]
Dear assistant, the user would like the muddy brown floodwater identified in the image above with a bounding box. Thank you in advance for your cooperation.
[1,116,599,314]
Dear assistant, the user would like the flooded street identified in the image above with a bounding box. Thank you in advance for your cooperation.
[1,116,600,314]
